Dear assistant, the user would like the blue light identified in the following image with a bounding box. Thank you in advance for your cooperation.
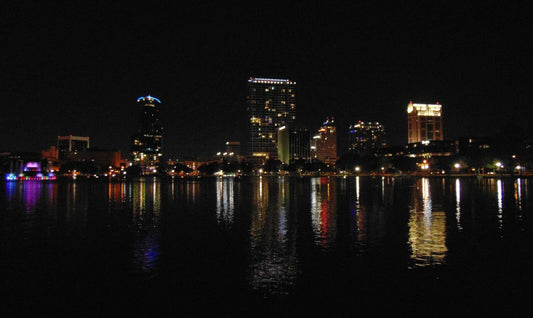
[5,173,16,181]
[137,95,161,103]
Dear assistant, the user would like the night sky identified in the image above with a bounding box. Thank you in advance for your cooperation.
[2,1,532,159]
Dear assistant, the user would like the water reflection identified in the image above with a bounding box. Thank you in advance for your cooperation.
[350,176,367,247]
[408,178,447,267]
[497,179,503,231]
[248,177,298,295]
[129,179,161,276]
[216,177,235,224]
[310,177,337,248]
[455,178,462,231]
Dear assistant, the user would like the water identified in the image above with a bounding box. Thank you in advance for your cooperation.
[1,176,532,316]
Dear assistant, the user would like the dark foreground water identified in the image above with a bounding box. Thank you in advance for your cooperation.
[1,176,533,317]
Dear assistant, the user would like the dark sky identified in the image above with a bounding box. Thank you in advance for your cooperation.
[2,1,532,159]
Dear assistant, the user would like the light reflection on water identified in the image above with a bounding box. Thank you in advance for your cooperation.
[216,177,235,224]
[127,178,161,276]
[248,177,298,295]
[408,178,447,267]
[310,177,337,249]
[2,175,532,308]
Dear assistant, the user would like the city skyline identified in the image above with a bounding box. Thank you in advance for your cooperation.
[2,2,532,159]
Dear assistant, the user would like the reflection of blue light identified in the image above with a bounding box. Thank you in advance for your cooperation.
[137,95,161,103]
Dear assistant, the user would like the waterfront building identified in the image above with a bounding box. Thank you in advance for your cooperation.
[348,121,386,155]
[247,77,296,160]
[57,135,90,158]
[407,101,443,144]
[276,125,311,165]
[130,95,163,173]
[289,127,311,163]
[226,141,241,156]
[312,118,337,166]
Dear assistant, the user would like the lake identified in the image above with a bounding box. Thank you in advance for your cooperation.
[1,176,532,317]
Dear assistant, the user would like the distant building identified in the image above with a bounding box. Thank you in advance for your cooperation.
[404,140,455,157]
[247,77,296,160]
[226,141,241,156]
[312,118,337,166]
[277,126,290,164]
[130,95,163,173]
[407,101,443,144]
[75,149,122,169]
[289,127,311,163]
[57,135,90,158]
[348,121,386,155]
[277,125,311,164]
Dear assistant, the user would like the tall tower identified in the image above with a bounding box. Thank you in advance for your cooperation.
[247,77,296,159]
[131,95,163,173]
[312,118,337,166]
[407,101,443,144]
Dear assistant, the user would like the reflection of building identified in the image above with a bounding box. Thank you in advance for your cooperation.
[408,178,447,266]
[407,101,443,144]
[57,135,90,158]
[348,121,386,155]
[312,118,337,165]
[247,77,296,160]
[131,95,163,173]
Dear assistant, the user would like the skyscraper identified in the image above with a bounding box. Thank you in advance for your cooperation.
[348,121,386,155]
[247,77,296,159]
[131,95,163,173]
[312,118,337,166]
[407,101,443,144]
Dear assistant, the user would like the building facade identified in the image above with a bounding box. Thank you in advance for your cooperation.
[247,77,296,159]
[407,101,443,144]
[348,121,386,155]
[312,118,337,166]
[57,135,90,158]
[131,95,163,173]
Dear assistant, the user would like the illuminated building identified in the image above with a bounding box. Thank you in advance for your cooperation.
[348,121,386,155]
[278,126,311,164]
[407,101,443,144]
[247,77,296,159]
[289,127,311,163]
[277,126,290,164]
[130,95,163,173]
[312,118,337,166]
[225,141,241,156]
[57,135,90,158]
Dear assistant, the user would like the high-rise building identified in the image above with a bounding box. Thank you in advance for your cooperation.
[278,126,311,164]
[348,121,386,155]
[57,135,90,158]
[131,95,163,173]
[312,118,337,166]
[289,127,311,163]
[407,101,443,144]
[247,77,296,159]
